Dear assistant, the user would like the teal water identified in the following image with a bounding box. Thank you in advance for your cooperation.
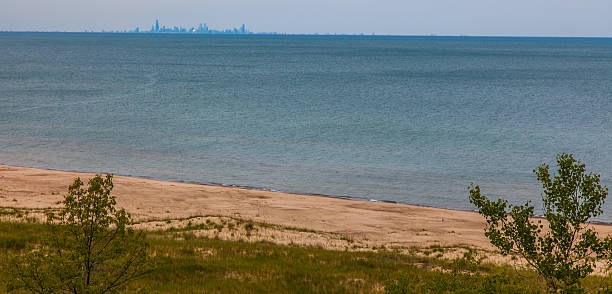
[1,33,612,219]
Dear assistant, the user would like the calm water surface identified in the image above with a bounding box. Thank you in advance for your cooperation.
[1,33,612,219]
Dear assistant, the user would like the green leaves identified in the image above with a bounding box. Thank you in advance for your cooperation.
[7,174,149,294]
[535,153,607,228]
[469,153,611,293]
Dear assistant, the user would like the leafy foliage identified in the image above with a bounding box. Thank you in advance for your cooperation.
[6,175,149,294]
[469,153,612,293]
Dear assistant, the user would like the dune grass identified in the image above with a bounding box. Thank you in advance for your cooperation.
[1,221,611,293]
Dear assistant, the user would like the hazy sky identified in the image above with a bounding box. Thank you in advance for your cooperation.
[1,0,611,37]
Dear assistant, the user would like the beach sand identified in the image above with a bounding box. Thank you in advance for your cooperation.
[3,164,612,253]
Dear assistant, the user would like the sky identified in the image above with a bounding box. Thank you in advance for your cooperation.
[1,0,611,37]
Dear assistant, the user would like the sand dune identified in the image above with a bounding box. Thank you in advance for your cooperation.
[3,165,612,251]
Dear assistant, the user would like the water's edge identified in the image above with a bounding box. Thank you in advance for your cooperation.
[1,162,470,209]
[5,162,612,226]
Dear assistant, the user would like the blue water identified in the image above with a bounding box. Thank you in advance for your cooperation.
[1,33,612,219]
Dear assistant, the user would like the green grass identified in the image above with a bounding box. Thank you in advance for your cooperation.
[1,221,611,293]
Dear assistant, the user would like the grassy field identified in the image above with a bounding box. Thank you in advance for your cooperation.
[1,219,611,293]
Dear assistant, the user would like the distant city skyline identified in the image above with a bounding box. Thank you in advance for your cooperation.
[85,19,369,35]
[1,0,611,37]
[81,19,287,35]
[133,19,253,35]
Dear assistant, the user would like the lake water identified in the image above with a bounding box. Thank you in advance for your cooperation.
[1,33,611,219]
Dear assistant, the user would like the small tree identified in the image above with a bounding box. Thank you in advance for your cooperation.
[8,174,149,293]
[469,153,612,293]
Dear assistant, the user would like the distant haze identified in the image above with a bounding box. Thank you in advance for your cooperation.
[1,0,611,37]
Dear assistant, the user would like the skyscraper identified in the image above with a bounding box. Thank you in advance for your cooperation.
[155,19,159,32]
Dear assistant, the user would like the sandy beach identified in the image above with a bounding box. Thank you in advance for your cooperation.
[3,164,612,252]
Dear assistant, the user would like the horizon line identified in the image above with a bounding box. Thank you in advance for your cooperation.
[1,30,612,39]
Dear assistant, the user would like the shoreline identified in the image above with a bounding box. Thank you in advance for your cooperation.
[0,161,478,214]
[3,164,612,251]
